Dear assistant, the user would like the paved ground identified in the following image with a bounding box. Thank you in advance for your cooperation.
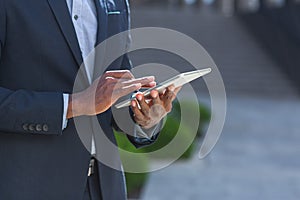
[127,5,300,200]
[142,97,300,200]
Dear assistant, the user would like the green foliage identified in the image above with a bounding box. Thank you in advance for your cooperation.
[141,116,195,160]
[172,100,211,137]
[125,172,148,197]
[114,100,211,196]
[114,132,149,196]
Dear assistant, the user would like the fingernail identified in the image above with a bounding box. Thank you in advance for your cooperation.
[151,91,158,98]
[150,82,156,87]
[131,101,136,107]
[137,95,142,101]
[146,76,155,81]
[169,85,175,92]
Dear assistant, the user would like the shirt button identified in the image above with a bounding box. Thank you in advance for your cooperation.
[74,15,79,20]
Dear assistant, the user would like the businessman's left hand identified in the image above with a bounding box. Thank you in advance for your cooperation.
[131,85,181,129]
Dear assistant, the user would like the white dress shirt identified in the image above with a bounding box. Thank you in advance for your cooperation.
[65,0,98,155]
[62,0,158,155]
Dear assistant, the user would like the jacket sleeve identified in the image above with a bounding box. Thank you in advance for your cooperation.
[0,89,64,135]
[0,1,64,136]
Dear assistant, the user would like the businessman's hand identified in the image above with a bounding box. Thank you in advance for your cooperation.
[131,85,181,129]
[67,70,155,119]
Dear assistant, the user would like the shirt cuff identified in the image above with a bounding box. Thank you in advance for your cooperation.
[134,122,161,139]
[62,93,69,130]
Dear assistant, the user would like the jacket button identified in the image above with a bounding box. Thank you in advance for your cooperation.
[29,124,35,131]
[22,123,29,131]
[36,124,42,132]
[42,124,49,132]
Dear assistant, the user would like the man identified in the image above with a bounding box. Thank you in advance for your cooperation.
[0,0,180,199]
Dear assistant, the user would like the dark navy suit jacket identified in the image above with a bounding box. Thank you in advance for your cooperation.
[0,0,157,199]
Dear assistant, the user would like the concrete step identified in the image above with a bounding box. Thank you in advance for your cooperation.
[129,6,299,98]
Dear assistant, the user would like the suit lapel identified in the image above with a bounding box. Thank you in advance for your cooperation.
[47,0,83,67]
[93,0,108,81]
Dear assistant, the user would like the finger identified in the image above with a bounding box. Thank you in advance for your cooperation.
[116,83,142,98]
[174,86,182,96]
[118,76,155,88]
[106,78,154,86]
[131,100,145,121]
[136,93,150,116]
[163,85,176,104]
[131,100,151,127]
[150,90,162,105]
[170,86,182,101]
[141,81,156,88]
[105,70,134,79]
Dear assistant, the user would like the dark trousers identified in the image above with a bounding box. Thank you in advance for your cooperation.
[83,159,102,200]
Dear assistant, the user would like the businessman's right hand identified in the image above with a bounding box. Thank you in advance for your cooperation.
[67,70,155,119]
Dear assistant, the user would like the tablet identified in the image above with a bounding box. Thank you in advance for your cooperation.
[115,68,212,109]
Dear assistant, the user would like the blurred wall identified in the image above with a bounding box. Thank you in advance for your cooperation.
[238,3,300,92]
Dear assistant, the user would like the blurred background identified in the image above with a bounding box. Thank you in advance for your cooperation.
[119,0,300,199]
